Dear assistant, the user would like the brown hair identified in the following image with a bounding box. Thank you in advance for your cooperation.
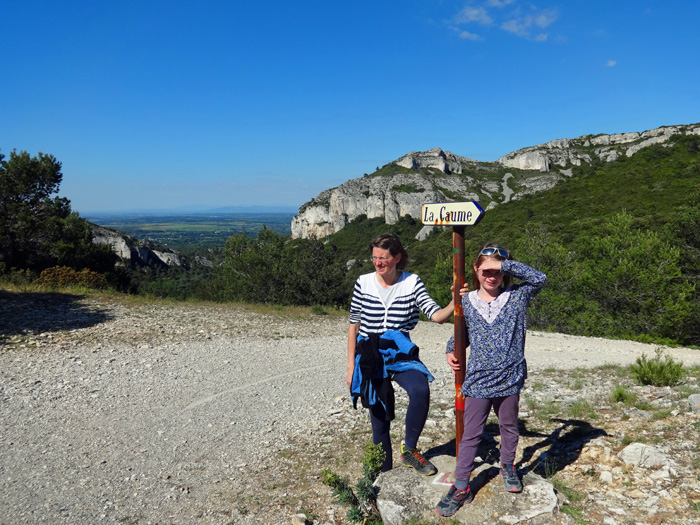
[470,242,513,290]
[370,233,409,270]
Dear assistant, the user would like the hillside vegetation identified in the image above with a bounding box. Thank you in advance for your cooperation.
[2,134,699,346]
[280,136,700,345]
[318,134,700,345]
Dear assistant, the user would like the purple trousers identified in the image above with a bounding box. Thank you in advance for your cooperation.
[454,394,520,483]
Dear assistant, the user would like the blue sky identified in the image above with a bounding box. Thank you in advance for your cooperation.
[2,1,699,214]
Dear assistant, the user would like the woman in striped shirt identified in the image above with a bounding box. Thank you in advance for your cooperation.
[346,233,457,475]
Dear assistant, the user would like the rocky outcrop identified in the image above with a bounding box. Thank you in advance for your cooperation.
[499,123,700,172]
[290,149,550,239]
[91,224,186,269]
[498,138,591,171]
[394,147,478,174]
[292,123,700,239]
[375,456,559,524]
[291,169,481,239]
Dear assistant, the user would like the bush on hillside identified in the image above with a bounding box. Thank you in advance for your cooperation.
[38,266,108,290]
[573,212,694,340]
[218,227,347,306]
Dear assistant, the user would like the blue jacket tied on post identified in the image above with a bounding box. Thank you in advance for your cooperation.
[351,330,434,421]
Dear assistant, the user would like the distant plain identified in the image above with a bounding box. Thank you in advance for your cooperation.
[84,212,293,249]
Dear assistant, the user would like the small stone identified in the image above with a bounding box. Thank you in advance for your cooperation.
[649,466,671,480]
[687,394,700,413]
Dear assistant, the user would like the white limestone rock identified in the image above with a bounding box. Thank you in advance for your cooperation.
[92,225,132,260]
[394,147,477,174]
[618,443,676,469]
[687,394,700,413]
[152,250,182,267]
[91,224,185,269]
[292,123,700,239]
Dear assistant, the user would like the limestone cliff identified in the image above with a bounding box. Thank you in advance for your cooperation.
[292,123,700,239]
[498,124,700,170]
[91,224,186,269]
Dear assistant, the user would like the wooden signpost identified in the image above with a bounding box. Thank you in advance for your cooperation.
[421,201,484,458]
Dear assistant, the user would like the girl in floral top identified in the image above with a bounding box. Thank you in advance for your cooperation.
[436,243,546,517]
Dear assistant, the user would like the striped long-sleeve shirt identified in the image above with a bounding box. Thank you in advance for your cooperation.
[349,272,440,336]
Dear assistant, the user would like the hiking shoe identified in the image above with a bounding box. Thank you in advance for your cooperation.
[501,463,523,492]
[400,445,437,476]
[435,484,474,517]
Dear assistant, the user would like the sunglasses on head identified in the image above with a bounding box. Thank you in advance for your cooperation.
[479,247,510,258]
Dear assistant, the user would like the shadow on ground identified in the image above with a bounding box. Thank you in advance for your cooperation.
[0,290,113,340]
[424,417,608,492]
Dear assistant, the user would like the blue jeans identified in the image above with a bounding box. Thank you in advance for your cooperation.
[369,369,430,472]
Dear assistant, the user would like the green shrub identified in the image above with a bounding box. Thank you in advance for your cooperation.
[629,349,684,386]
[361,441,385,482]
[38,266,107,290]
[320,469,357,506]
[220,229,347,306]
[311,304,327,316]
[1,268,37,289]
[574,212,694,341]
[320,441,384,524]
[391,183,422,193]
[610,385,637,405]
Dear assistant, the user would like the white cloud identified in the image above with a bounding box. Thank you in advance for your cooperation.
[501,8,557,38]
[533,10,557,28]
[501,18,527,36]
[459,30,481,40]
[454,6,492,25]
[607,60,617,67]
[451,2,557,42]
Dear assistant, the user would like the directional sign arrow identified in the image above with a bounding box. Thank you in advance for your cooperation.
[421,201,484,226]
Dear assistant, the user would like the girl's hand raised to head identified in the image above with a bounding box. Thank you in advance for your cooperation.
[477,258,502,272]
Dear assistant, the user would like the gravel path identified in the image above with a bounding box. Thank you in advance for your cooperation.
[1,292,699,524]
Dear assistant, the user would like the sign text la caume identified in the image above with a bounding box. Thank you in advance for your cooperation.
[421,201,484,227]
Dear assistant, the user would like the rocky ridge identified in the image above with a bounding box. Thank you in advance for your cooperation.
[291,123,700,239]
[91,224,187,269]
[1,290,699,524]
[497,124,700,171]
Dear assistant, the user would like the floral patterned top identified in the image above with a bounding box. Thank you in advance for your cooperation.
[446,259,546,398]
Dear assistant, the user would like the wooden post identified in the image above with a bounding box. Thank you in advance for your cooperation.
[453,226,467,458]
[420,200,483,459]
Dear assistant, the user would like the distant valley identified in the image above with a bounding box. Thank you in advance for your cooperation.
[84,212,293,250]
